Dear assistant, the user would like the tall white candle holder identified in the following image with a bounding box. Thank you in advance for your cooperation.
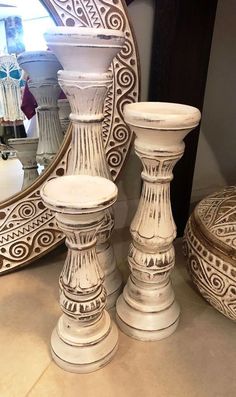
[116,102,201,340]
[17,51,64,167]
[44,27,125,309]
[8,137,39,190]
[41,175,119,373]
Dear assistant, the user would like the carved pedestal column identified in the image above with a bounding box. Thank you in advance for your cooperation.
[17,51,64,167]
[45,27,125,308]
[116,102,201,340]
[41,175,119,373]
[8,137,39,190]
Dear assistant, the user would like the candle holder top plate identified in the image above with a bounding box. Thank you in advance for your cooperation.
[124,102,201,147]
[44,26,125,73]
[124,102,201,129]
[17,51,62,81]
[41,175,118,214]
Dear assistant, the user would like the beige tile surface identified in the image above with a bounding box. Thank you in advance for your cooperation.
[0,245,64,397]
[0,235,235,397]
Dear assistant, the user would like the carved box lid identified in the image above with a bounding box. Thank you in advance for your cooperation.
[193,186,236,260]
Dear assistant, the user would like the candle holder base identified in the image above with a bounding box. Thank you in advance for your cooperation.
[116,278,180,341]
[51,311,118,373]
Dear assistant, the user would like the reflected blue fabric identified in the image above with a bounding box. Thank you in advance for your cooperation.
[9,69,21,80]
[0,71,7,79]
[0,69,21,80]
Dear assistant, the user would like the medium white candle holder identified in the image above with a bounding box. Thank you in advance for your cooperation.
[44,27,125,308]
[116,102,201,340]
[41,174,119,373]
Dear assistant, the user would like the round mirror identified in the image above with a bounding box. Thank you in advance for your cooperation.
[0,0,139,274]
[0,0,71,202]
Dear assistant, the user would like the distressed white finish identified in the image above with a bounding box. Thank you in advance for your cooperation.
[44,27,125,308]
[8,138,39,190]
[41,174,119,373]
[17,51,64,167]
[116,102,201,340]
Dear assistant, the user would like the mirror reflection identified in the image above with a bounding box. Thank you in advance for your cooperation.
[0,0,71,203]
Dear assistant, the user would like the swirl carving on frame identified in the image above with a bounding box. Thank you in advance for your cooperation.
[0,0,139,274]
[0,140,71,273]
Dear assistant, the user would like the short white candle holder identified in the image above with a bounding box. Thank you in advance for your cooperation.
[41,174,119,373]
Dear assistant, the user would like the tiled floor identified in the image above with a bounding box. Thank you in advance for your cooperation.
[0,230,235,397]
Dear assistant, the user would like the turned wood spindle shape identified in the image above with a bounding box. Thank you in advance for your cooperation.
[17,51,64,167]
[41,175,119,373]
[44,27,125,309]
[116,102,201,341]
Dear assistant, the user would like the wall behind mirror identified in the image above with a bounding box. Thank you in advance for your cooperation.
[0,0,68,203]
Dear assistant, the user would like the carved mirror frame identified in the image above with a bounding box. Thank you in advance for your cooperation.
[0,0,139,274]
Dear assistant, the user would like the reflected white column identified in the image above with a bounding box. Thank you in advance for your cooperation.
[41,175,119,373]
[8,137,39,190]
[116,102,201,340]
[44,27,125,309]
[58,99,71,134]
[18,51,64,167]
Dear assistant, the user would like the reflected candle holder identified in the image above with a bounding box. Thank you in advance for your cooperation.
[116,102,201,340]
[41,175,119,373]
[44,27,125,309]
[8,137,39,190]
[58,99,71,134]
[17,51,64,167]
